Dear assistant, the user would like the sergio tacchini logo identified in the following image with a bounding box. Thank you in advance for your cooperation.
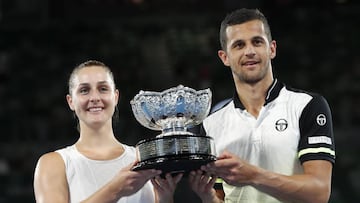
[275,119,288,132]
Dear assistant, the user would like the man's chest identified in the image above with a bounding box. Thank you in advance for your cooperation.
[208,105,302,156]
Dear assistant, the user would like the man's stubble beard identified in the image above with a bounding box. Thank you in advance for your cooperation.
[234,63,270,85]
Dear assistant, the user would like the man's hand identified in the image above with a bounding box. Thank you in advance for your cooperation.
[201,150,259,187]
[201,150,333,203]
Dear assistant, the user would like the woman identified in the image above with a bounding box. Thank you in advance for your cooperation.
[34,60,182,203]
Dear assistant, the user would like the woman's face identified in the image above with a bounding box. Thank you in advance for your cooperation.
[66,66,119,129]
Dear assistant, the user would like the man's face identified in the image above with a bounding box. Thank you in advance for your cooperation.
[218,20,276,84]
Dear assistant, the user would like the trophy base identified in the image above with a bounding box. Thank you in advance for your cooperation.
[132,154,216,175]
[133,134,216,176]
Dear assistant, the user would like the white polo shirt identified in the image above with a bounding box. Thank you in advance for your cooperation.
[202,79,335,202]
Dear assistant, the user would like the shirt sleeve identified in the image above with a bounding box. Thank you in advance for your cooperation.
[298,94,335,164]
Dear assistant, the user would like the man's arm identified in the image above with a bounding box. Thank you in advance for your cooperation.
[203,151,332,203]
[252,160,332,203]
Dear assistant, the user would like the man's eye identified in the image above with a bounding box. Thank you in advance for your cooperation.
[234,43,244,49]
[253,39,263,46]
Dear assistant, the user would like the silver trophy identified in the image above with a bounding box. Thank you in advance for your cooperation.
[130,85,216,174]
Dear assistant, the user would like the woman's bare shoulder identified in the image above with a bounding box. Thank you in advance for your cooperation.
[35,151,66,178]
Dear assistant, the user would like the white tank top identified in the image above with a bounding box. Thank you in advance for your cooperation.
[56,144,155,203]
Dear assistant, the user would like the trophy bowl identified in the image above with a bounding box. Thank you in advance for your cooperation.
[130,85,216,175]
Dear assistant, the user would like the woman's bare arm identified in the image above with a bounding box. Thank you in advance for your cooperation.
[34,152,69,203]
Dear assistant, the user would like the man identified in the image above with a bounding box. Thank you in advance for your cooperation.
[189,8,335,203]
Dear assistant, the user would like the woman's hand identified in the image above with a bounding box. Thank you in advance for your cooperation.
[151,173,183,203]
[109,162,162,198]
[188,170,221,203]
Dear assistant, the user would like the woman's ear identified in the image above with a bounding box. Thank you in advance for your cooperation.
[66,94,75,111]
[115,89,120,104]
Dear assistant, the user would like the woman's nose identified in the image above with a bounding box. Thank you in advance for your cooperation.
[89,91,101,102]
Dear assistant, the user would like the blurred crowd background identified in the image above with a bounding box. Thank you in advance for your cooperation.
[0,0,359,202]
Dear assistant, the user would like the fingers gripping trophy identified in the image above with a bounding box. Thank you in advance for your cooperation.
[131,85,216,175]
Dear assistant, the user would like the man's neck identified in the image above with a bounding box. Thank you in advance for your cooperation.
[235,77,274,118]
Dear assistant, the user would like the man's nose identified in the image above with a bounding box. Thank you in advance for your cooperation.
[244,45,256,57]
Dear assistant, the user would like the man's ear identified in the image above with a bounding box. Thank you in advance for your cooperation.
[270,40,277,59]
[218,50,230,66]
[66,94,75,111]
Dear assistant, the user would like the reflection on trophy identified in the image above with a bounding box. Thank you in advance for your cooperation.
[130,85,216,174]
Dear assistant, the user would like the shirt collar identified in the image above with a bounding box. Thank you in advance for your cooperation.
[233,79,284,110]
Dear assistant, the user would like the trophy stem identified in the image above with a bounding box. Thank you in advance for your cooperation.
[161,117,187,135]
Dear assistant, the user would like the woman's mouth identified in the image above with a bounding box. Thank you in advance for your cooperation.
[88,107,103,112]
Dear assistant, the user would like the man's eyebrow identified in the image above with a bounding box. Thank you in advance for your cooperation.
[97,81,110,85]
[252,36,266,41]
[230,39,244,47]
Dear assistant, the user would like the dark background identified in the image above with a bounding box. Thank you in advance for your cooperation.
[0,0,359,202]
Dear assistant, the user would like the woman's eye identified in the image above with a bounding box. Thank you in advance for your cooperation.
[79,88,89,94]
[100,87,109,92]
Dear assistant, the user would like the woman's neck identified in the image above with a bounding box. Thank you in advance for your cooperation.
[75,123,124,160]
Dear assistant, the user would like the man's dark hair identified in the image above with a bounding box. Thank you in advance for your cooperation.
[219,8,272,51]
